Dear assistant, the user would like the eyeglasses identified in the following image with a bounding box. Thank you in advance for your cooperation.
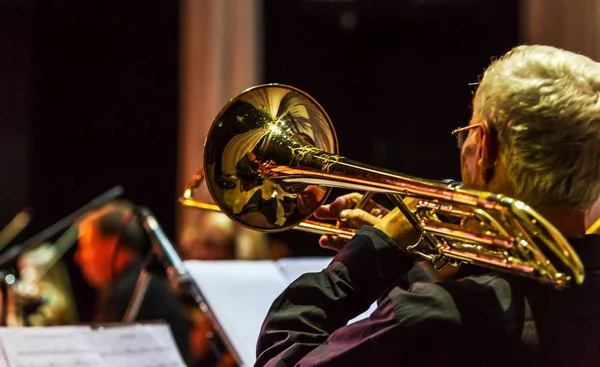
[451,124,482,150]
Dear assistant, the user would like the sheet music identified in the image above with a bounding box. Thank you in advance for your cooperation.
[185,260,290,367]
[0,326,105,367]
[143,323,187,363]
[90,324,185,367]
[0,343,9,367]
[276,257,332,283]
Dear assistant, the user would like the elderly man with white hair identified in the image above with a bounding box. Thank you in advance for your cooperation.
[255,45,600,367]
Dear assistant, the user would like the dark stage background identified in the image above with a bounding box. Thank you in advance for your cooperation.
[263,0,520,256]
[0,0,518,321]
[0,0,180,322]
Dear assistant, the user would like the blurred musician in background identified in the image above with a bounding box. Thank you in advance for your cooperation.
[75,200,192,364]
[179,211,269,262]
[256,44,600,366]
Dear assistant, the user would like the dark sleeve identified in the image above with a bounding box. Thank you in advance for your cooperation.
[258,274,519,367]
[286,283,464,367]
[255,226,416,367]
[259,272,523,367]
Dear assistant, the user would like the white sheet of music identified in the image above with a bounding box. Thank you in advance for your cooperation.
[0,345,9,367]
[0,326,105,367]
[90,324,185,367]
[142,323,187,362]
[276,257,332,282]
[185,260,291,367]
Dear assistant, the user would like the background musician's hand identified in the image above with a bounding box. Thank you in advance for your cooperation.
[313,193,389,251]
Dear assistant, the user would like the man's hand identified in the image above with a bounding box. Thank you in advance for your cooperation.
[374,197,422,251]
[313,193,389,251]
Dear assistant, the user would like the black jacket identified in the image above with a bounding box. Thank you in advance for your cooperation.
[256,226,600,367]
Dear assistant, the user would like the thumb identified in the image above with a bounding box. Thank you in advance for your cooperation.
[339,209,380,228]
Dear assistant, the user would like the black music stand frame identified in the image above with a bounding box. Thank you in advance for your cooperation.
[129,207,242,367]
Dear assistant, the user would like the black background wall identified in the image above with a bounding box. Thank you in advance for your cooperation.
[0,0,179,321]
[263,0,520,255]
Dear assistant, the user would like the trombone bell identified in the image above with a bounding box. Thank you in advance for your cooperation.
[202,84,338,232]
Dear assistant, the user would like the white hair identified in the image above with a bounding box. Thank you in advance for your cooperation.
[474,44,600,210]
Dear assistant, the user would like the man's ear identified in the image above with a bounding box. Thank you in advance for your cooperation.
[477,123,498,183]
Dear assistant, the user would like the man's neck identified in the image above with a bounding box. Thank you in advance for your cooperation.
[482,177,590,237]
[538,210,587,238]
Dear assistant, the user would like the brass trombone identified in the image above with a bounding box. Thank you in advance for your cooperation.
[180,83,585,289]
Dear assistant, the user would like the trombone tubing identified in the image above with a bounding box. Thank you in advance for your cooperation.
[178,197,355,239]
[181,196,600,238]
